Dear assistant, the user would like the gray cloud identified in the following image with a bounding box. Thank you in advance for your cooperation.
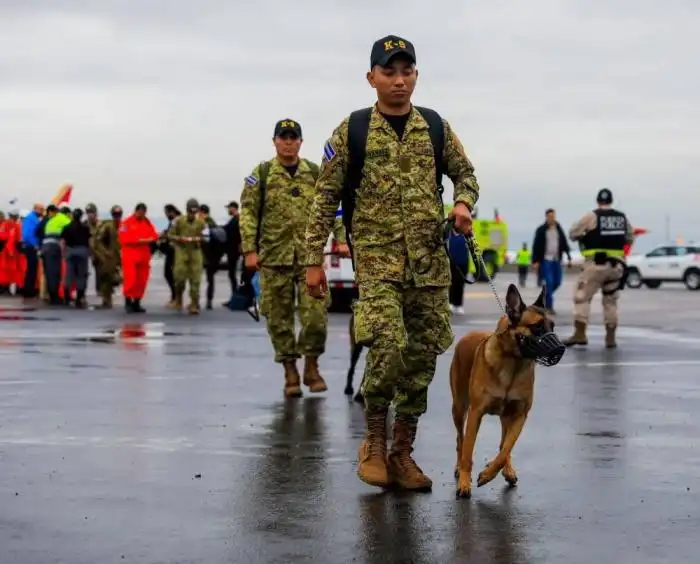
[0,0,698,244]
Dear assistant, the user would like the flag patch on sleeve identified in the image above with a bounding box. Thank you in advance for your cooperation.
[245,175,258,186]
[323,140,336,162]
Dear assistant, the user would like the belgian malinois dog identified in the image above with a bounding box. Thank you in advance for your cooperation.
[450,283,565,499]
[344,311,365,404]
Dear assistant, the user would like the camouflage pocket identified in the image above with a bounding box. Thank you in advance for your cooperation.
[352,299,375,346]
[426,289,454,355]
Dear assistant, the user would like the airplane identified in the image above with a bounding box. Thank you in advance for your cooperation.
[10,183,73,216]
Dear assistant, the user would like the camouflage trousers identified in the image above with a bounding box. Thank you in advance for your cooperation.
[354,280,454,418]
[259,263,330,363]
[174,249,203,303]
[95,261,120,300]
[573,260,625,326]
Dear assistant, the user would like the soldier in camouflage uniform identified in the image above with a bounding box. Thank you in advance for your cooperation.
[304,36,479,491]
[240,119,348,398]
[84,203,101,296]
[92,205,123,308]
[169,198,206,314]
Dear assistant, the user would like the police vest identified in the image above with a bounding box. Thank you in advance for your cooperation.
[580,208,627,258]
[515,250,531,265]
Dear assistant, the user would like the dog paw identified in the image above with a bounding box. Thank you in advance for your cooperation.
[502,465,518,486]
[456,487,472,499]
[477,467,497,488]
[456,472,472,498]
[344,386,353,396]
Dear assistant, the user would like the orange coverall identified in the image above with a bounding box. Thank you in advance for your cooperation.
[0,219,23,291]
[118,214,158,300]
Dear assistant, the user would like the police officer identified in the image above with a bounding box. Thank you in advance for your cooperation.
[304,35,479,491]
[563,188,634,349]
[240,119,344,398]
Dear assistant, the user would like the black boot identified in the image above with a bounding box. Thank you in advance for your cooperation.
[133,299,146,313]
[75,290,86,309]
[125,297,134,313]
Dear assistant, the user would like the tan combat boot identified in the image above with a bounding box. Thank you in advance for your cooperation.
[605,325,617,349]
[563,320,588,346]
[387,417,433,491]
[187,301,200,315]
[303,356,328,393]
[357,409,390,488]
[97,294,113,309]
[282,360,303,398]
[166,299,179,309]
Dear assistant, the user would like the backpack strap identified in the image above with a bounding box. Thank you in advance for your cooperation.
[255,160,271,253]
[342,108,372,237]
[414,106,446,203]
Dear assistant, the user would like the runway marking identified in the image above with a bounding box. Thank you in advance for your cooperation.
[0,380,44,385]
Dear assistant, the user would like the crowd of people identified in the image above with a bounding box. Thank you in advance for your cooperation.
[0,200,253,315]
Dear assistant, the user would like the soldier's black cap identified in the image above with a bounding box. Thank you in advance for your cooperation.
[370,35,416,68]
[111,205,123,216]
[597,188,613,205]
[226,201,239,209]
[199,204,210,214]
[274,119,302,138]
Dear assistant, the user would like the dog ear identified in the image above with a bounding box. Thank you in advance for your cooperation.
[532,284,546,308]
[505,284,526,323]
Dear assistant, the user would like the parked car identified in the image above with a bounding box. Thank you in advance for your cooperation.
[625,244,700,291]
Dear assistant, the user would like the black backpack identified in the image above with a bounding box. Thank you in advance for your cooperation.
[340,106,446,252]
[255,158,320,253]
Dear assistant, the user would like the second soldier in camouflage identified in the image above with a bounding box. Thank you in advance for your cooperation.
[239,119,346,398]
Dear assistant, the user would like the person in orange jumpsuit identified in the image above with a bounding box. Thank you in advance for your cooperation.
[0,211,22,296]
[118,203,158,313]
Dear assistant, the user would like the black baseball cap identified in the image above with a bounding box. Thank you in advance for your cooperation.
[199,204,210,214]
[370,35,416,68]
[274,119,302,138]
[226,201,239,209]
[597,188,613,204]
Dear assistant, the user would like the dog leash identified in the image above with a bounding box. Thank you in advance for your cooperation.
[443,218,507,316]
[463,233,507,316]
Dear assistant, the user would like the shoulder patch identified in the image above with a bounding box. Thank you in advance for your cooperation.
[245,175,258,186]
[323,140,336,162]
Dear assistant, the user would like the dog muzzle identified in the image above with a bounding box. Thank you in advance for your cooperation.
[516,332,566,367]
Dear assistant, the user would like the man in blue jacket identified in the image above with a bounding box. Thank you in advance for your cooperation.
[20,204,44,300]
[531,208,572,314]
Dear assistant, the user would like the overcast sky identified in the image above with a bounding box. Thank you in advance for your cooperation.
[0,0,698,241]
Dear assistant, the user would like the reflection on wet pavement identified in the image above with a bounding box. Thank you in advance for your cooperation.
[1,310,700,563]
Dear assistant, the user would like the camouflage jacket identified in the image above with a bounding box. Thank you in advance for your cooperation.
[92,220,121,266]
[240,156,346,267]
[304,105,481,287]
[169,216,207,250]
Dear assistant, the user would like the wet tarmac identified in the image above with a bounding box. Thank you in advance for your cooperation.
[1,274,699,563]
